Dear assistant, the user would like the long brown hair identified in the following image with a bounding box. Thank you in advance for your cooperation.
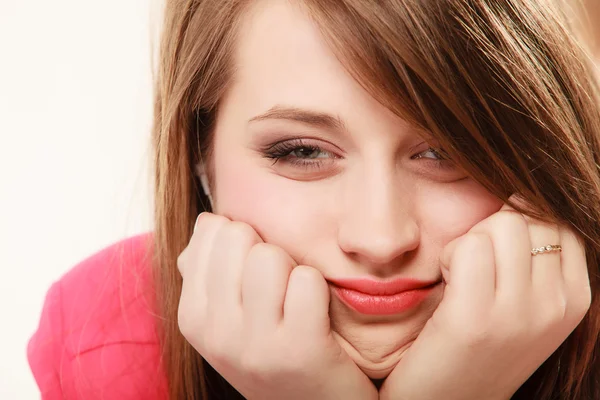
[151,1,600,398]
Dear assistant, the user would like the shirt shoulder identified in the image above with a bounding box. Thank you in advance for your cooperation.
[27,233,169,399]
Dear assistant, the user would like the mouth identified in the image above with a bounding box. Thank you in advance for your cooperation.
[327,277,442,316]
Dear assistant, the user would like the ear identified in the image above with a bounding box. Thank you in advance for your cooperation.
[195,162,214,208]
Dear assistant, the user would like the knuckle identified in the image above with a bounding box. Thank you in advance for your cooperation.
[177,302,199,342]
[194,212,213,232]
[570,285,592,320]
[224,221,261,246]
[555,296,569,320]
[247,243,294,266]
[501,211,528,230]
[499,209,528,225]
[290,265,322,283]
[578,278,593,306]
[580,286,593,311]
[176,251,187,275]
[533,294,568,329]
[541,305,567,328]
[240,351,274,378]
[196,211,211,224]
[209,340,229,364]
[203,326,234,365]
[488,211,528,233]
[456,233,492,258]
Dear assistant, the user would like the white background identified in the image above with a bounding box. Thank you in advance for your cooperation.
[0,1,597,399]
[0,0,162,397]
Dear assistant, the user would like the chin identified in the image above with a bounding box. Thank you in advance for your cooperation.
[334,328,417,380]
[330,288,441,378]
[332,314,429,382]
[359,362,397,380]
[350,343,412,379]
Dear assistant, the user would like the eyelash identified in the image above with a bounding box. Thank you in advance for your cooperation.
[411,147,454,170]
[262,138,454,170]
[262,139,335,169]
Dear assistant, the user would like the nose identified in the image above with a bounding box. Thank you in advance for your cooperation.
[337,169,419,270]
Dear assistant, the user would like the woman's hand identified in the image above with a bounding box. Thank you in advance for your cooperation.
[177,213,378,400]
[379,197,592,400]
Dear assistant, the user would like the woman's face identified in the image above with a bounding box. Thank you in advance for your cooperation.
[209,1,502,378]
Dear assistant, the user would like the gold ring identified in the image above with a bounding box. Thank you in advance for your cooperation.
[531,244,562,256]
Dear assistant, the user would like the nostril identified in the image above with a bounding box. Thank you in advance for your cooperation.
[337,213,420,267]
[340,233,420,266]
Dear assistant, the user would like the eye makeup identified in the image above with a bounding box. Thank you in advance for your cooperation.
[260,137,456,172]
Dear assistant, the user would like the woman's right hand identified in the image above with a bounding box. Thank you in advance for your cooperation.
[177,212,378,400]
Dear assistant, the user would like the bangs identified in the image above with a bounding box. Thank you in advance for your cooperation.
[301,0,598,217]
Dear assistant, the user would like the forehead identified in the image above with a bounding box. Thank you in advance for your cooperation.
[226,1,405,133]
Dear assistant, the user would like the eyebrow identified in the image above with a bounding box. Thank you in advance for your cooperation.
[248,105,348,133]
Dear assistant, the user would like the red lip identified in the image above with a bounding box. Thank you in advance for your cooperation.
[328,277,439,295]
[328,277,440,315]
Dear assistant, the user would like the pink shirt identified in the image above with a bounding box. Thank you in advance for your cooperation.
[27,233,169,399]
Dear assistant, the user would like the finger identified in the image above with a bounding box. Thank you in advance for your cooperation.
[479,198,531,298]
[283,266,330,337]
[503,194,563,298]
[527,218,562,299]
[178,213,228,343]
[439,232,496,309]
[178,212,227,279]
[242,243,296,333]
[206,221,262,316]
[558,226,591,321]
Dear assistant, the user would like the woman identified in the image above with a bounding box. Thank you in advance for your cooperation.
[28,0,599,399]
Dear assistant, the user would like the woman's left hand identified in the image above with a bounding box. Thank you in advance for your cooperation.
[379,196,592,400]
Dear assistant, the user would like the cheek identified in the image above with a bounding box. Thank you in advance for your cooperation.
[213,158,328,247]
[417,180,502,244]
